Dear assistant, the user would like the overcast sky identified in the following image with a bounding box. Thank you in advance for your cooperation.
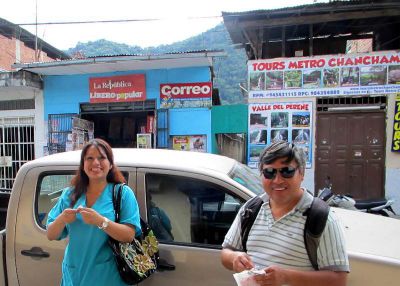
[2,0,326,50]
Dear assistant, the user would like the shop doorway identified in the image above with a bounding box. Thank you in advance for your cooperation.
[315,97,386,199]
[80,101,156,148]
[81,111,153,148]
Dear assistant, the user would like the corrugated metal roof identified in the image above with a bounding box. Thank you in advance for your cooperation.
[222,1,378,16]
[85,49,224,58]
[12,50,226,75]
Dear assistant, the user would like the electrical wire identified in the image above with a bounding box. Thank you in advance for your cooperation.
[14,16,222,27]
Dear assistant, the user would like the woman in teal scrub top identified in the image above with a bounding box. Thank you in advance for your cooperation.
[46,138,141,286]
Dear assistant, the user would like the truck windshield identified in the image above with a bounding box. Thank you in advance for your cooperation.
[228,163,264,195]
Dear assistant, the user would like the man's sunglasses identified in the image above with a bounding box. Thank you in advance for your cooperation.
[262,166,298,180]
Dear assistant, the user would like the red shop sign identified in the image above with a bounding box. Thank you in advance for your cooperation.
[146,115,154,133]
[160,82,212,99]
[89,74,146,103]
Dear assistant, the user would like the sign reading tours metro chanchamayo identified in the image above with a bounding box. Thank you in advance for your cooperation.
[248,50,400,99]
[160,82,212,108]
[89,74,146,103]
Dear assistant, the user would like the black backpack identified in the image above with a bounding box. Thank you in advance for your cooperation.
[240,195,329,270]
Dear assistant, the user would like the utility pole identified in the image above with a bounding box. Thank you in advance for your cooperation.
[35,0,38,61]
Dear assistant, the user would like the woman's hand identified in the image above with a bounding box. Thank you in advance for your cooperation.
[47,208,77,241]
[60,208,78,224]
[76,206,103,226]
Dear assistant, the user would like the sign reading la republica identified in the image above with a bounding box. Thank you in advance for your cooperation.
[160,82,212,108]
[89,74,146,103]
[248,51,400,99]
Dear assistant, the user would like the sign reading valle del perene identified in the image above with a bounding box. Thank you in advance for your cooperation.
[89,74,146,103]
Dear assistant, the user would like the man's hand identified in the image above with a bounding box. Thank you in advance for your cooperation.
[232,251,255,273]
[253,265,287,286]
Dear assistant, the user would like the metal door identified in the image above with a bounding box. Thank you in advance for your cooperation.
[316,112,385,199]
[0,116,34,191]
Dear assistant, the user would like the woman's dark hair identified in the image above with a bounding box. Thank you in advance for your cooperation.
[258,140,306,174]
[70,138,125,207]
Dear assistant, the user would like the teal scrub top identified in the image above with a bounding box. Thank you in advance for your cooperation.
[47,183,141,286]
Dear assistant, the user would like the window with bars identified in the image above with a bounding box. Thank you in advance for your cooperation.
[0,117,35,192]
[47,113,78,154]
[317,96,387,112]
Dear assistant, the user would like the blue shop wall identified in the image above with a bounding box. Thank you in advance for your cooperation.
[169,108,212,153]
[43,67,211,117]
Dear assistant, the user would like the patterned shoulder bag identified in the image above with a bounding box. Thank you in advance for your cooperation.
[108,183,159,284]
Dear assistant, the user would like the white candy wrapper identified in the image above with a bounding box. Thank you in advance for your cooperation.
[233,269,265,286]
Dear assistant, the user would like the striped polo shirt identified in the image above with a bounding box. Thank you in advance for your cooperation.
[222,190,350,272]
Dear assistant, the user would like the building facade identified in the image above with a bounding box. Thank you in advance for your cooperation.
[0,17,70,191]
[13,51,225,177]
[223,0,400,212]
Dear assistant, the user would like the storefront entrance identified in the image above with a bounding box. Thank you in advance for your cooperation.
[81,111,152,148]
[80,101,156,148]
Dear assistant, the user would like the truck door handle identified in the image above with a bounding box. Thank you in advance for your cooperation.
[157,258,175,271]
[21,247,50,258]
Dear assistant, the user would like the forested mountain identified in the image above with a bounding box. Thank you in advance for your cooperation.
[66,23,248,104]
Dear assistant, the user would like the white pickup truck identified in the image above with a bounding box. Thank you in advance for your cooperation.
[1,148,399,285]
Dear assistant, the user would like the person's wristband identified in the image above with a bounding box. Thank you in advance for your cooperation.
[98,217,110,230]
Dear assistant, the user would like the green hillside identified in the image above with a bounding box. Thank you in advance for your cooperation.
[66,23,248,104]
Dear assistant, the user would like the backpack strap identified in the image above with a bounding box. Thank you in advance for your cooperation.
[240,195,329,270]
[303,197,330,270]
[240,196,263,252]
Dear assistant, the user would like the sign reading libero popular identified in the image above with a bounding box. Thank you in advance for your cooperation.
[392,95,400,152]
[89,74,146,103]
[160,82,212,108]
[248,102,313,169]
[248,51,400,99]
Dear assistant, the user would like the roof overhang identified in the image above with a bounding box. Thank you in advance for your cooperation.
[12,51,226,76]
[222,1,400,59]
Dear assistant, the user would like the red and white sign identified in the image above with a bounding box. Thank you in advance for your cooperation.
[160,82,212,108]
[248,51,400,72]
[160,82,212,99]
[89,74,146,103]
[247,50,400,99]
[146,115,154,133]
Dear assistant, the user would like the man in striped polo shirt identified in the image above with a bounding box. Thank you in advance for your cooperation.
[221,141,349,286]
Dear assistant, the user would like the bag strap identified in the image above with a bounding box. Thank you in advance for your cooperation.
[112,183,125,223]
[303,197,330,270]
[240,196,263,252]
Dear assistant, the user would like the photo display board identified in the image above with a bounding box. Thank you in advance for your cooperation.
[248,102,313,169]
